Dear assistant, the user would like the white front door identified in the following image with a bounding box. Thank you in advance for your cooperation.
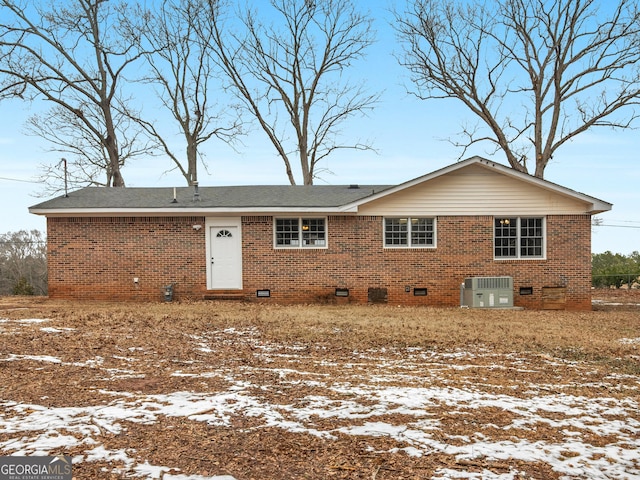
[209,225,242,289]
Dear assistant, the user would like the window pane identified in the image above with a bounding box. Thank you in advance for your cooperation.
[495,237,517,257]
[520,218,543,257]
[275,218,299,246]
[385,218,408,245]
[494,218,517,257]
[411,218,434,246]
[302,218,325,246]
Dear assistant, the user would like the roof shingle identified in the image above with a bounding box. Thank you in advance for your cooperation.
[29,185,393,210]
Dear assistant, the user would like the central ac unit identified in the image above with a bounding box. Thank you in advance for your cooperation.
[462,276,513,308]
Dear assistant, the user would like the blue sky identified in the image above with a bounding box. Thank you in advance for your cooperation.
[1,0,639,254]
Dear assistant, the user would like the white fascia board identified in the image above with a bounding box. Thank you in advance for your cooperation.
[29,206,357,216]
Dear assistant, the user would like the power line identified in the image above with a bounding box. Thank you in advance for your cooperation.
[594,223,640,229]
[0,175,39,184]
[598,218,640,224]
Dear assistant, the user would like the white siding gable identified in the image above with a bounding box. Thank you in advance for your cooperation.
[357,163,591,216]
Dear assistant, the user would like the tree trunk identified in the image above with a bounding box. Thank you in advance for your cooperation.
[104,133,125,187]
[186,139,198,186]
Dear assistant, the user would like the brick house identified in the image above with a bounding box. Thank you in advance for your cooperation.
[29,157,611,310]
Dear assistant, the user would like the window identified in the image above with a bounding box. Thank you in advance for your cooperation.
[275,218,326,248]
[494,217,544,259]
[384,217,435,247]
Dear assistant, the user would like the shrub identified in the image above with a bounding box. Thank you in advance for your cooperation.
[12,277,35,296]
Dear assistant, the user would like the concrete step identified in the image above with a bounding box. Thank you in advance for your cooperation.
[202,290,245,301]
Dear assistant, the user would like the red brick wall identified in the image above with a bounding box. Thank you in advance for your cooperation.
[47,217,207,301]
[46,214,592,310]
[241,215,592,310]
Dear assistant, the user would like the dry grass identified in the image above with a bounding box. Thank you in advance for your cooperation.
[0,292,639,479]
[2,291,639,373]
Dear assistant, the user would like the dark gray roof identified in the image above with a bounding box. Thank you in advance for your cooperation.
[29,185,393,210]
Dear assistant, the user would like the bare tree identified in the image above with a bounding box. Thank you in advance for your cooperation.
[396,0,640,178]
[26,105,151,195]
[126,0,243,186]
[0,0,149,188]
[208,0,379,185]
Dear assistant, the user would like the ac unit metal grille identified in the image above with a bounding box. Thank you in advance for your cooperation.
[464,276,513,290]
[476,277,511,290]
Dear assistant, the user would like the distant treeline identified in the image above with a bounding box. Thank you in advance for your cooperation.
[592,251,640,289]
[0,230,47,295]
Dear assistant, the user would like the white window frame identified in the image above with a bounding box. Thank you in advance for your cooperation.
[494,216,546,260]
[274,217,328,249]
[383,217,436,248]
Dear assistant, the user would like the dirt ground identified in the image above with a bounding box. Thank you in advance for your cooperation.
[0,290,638,479]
